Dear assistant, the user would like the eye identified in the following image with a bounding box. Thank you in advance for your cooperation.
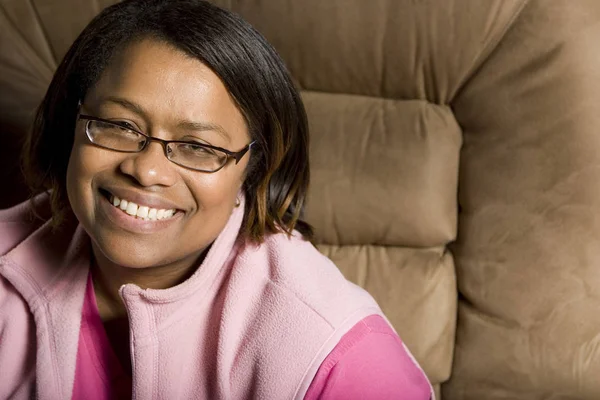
[179,143,216,155]
[92,120,141,140]
[114,121,137,131]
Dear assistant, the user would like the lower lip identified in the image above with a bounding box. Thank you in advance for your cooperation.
[98,193,182,234]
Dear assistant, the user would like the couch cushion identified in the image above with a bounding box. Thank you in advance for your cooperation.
[303,91,460,248]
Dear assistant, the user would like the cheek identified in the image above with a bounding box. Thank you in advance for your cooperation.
[65,157,89,241]
[66,143,96,225]
[186,168,243,210]
[66,141,120,216]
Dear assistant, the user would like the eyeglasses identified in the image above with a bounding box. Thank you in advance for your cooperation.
[78,115,255,173]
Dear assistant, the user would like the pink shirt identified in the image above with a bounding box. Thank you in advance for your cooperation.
[72,273,131,400]
[73,273,431,399]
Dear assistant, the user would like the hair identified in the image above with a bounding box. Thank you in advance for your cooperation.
[23,0,312,242]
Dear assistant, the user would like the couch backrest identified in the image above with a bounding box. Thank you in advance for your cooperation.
[446,1,600,398]
[2,1,600,399]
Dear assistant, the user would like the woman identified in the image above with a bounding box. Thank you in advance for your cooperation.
[0,0,433,399]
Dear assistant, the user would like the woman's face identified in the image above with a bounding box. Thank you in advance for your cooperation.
[66,39,251,269]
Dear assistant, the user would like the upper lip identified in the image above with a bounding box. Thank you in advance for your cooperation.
[102,186,184,212]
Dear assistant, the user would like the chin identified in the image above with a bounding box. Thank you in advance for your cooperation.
[91,235,170,269]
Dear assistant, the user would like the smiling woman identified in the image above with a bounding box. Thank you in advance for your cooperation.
[0,1,432,399]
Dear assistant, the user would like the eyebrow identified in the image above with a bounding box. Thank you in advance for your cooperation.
[176,120,231,142]
[103,96,231,141]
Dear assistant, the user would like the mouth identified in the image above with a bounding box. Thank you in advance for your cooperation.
[99,189,181,221]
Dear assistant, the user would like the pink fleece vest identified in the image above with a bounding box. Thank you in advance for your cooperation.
[0,195,432,399]
[72,271,432,399]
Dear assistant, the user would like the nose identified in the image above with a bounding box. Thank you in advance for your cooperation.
[119,141,178,187]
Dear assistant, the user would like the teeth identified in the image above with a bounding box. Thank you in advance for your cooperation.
[109,195,177,221]
[137,206,149,219]
[126,202,138,216]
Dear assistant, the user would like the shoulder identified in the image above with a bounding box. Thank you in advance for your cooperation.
[0,193,81,297]
[0,194,51,257]
[0,270,36,398]
[254,231,353,291]
[305,315,433,400]
[0,234,38,398]
[239,231,344,288]
[237,232,380,324]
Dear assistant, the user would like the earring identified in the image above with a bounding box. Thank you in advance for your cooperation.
[235,197,241,208]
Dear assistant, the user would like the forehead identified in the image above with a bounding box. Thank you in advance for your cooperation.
[85,38,249,143]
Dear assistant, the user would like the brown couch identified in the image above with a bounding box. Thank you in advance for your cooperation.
[2,0,600,398]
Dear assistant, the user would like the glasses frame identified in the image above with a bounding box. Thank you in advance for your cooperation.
[78,114,255,173]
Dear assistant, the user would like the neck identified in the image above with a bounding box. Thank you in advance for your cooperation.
[91,243,208,317]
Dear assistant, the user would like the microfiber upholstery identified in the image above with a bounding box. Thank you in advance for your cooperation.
[2,0,600,398]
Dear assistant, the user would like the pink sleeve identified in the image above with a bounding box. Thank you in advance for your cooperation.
[304,315,432,400]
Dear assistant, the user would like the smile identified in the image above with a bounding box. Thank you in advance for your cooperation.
[110,195,178,221]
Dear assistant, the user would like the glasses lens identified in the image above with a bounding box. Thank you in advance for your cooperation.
[168,142,228,171]
[86,120,145,151]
